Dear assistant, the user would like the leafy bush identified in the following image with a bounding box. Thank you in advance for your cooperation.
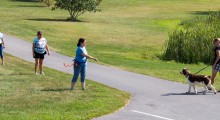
[162,11,220,64]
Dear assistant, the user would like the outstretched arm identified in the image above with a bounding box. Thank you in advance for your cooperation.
[81,53,98,61]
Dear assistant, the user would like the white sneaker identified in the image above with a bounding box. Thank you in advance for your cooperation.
[40,72,45,75]
[35,72,38,75]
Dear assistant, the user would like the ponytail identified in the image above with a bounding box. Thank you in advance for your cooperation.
[77,43,80,47]
[77,38,85,47]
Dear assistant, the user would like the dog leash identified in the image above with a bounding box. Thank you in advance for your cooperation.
[194,65,210,74]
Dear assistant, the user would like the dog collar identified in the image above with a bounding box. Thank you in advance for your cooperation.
[185,74,189,78]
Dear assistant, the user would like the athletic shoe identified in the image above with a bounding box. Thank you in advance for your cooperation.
[40,72,45,75]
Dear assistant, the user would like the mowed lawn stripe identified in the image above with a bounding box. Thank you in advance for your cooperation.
[0,54,130,120]
[0,0,220,89]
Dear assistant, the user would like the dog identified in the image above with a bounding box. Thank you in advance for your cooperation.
[180,68,217,95]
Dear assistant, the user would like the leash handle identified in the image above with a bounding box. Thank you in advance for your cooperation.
[194,65,210,74]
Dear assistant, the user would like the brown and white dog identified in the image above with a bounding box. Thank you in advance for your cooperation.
[180,68,217,95]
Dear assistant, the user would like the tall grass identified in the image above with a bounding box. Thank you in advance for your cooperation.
[163,11,220,64]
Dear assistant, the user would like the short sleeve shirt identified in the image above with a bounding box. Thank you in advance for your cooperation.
[0,32,3,44]
[33,37,47,54]
[75,47,88,63]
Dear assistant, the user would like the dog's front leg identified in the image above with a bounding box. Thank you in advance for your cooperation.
[186,84,191,94]
[192,84,197,94]
[203,83,208,95]
[208,83,217,94]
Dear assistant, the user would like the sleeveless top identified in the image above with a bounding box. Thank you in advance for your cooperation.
[213,46,220,64]
[33,37,47,54]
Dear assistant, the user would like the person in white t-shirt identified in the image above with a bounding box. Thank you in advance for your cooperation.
[32,31,50,75]
[0,32,5,65]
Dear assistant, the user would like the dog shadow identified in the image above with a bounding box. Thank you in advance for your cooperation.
[161,91,216,96]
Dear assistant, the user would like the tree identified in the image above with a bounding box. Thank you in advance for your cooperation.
[52,0,102,21]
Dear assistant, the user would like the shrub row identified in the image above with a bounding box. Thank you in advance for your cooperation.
[163,11,220,64]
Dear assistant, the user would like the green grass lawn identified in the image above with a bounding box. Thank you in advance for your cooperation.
[0,54,130,120]
[1,0,220,89]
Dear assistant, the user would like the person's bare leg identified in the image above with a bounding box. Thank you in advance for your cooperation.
[1,57,4,65]
[35,58,39,74]
[211,69,217,85]
[70,82,76,90]
[81,82,85,90]
[39,59,44,75]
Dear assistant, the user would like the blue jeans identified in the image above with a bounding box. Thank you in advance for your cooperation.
[0,45,3,58]
[72,62,87,83]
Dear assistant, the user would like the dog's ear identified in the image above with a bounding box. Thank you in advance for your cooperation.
[183,68,189,72]
[183,68,190,73]
[187,69,190,73]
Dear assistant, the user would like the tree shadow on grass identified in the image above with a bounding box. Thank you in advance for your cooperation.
[11,0,47,7]
[16,5,46,8]
[189,11,217,15]
[41,88,70,92]
[27,18,85,22]
[11,0,40,2]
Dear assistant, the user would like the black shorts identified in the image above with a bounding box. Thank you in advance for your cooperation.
[34,51,45,59]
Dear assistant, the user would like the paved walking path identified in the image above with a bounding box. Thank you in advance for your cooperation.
[4,34,220,120]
